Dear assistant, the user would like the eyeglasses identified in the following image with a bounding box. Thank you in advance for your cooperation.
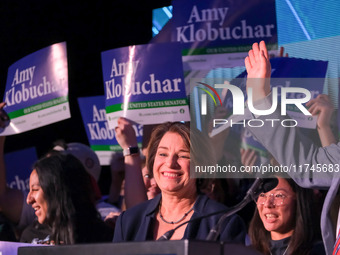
[256,193,293,206]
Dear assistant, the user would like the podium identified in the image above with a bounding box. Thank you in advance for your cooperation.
[18,240,220,255]
[222,243,262,255]
[18,240,262,255]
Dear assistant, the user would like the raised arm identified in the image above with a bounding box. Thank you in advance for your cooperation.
[114,117,147,209]
[306,94,337,147]
[244,42,337,188]
[245,41,271,102]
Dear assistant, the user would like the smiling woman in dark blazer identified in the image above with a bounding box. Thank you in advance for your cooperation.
[113,122,246,242]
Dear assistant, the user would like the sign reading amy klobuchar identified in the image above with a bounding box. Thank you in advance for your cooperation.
[101,42,190,128]
[171,0,277,53]
[2,42,70,135]
[78,95,143,165]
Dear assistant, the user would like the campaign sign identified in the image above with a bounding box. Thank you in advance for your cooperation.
[269,57,328,128]
[171,0,277,55]
[78,96,143,165]
[101,42,190,128]
[5,147,38,192]
[2,42,70,135]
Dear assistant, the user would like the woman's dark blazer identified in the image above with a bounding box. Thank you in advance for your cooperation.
[113,194,246,243]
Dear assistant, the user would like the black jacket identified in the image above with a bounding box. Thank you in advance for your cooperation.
[113,194,246,243]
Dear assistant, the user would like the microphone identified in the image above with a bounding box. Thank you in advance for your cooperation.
[244,177,278,202]
[205,177,278,241]
[158,177,278,241]
[158,229,175,241]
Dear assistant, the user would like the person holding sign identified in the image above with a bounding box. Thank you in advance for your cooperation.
[113,122,246,242]
[244,41,339,255]
[114,117,148,209]
[26,153,113,244]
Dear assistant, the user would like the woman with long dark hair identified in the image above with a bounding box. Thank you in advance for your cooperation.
[249,176,324,255]
[26,153,113,244]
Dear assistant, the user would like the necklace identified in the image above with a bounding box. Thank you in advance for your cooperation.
[158,203,194,224]
[270,244,289,255]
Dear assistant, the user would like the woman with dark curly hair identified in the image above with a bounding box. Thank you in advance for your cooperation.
[26,153,113,244]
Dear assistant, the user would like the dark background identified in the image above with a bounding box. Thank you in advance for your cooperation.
[0,0,171,156]
[0,0,172,193]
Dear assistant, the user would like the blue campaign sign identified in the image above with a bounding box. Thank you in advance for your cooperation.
[78,96,116,147]
[101,42,190,127]
[171,0,277,53]
[78,96,143,165]
[5,147,38,192]
[270,57,328,78]
[4,42,68,111]
[2,42,70,135]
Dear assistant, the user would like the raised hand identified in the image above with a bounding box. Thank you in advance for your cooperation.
[115,117,138,149]
[306,94,336,146]
[245,41,271,102]
[306,94,334,129]
[114,117,147,208]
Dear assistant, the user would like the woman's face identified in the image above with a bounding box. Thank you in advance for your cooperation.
[153,132,195,196]
[257,178,296,240]
[142,166,160,200]
[26,170,48,224]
